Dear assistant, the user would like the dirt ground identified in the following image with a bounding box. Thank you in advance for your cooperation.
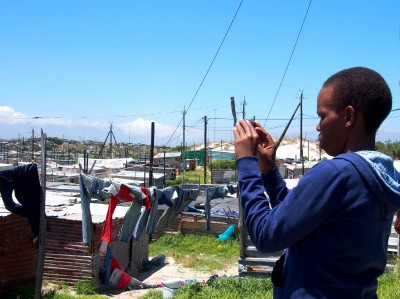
[108,256,239,298]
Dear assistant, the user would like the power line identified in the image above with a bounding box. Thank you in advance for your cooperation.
[0,109,183,120]
[264,0,313,125]
[164,118,183,146]
[164,0,244,147]
[185,0,244,113]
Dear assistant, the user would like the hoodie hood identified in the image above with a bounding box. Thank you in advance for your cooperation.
[338,151,400,212]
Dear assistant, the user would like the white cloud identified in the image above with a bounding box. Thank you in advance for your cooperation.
[0,106,204,144]
[116,118,177,138]
[0,106,30,124]
[0,105,109,128]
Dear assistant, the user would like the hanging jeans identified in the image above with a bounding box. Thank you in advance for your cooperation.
[146,187,159,236]
[79,173,112,245]
[156,186,199,230]
[205,186,228,230]
[132,187,157,240]
[102,245,113,288]
[154,186,179,230]
[117,184,147,242]
[176,187,200,214]
[0,163,41,236]
[157,186,177,207]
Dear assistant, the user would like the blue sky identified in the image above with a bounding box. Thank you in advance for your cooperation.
[0,0,399,147]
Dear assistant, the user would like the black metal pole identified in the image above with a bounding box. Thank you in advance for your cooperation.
[204,116,207,184]
[149,122,155,187]
[163,147,166,187]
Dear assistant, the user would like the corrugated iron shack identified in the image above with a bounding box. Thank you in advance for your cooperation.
[43,201,149,285]
[1,181,241,294]
[0,183,149,293]
[0,214,38,293]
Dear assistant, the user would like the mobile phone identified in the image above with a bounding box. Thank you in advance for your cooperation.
[247,119,256,126]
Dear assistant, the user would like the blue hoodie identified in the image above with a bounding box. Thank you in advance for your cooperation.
[237,152,400,298]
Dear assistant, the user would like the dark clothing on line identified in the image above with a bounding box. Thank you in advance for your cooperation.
[0,163,41,236]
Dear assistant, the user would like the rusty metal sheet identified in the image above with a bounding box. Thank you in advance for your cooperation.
[0,215,38,294]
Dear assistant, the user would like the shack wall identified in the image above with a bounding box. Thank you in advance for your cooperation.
[0,215,38,294]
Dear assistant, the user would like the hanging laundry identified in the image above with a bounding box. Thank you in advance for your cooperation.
[156,186,199,230]
[101,245,131,290]
[226,183,238,195]
[101,195,120,244]
[104,182,146,243]
[117,184,147,242]
[79,173,113,245]
[145,187,159,236]
[204,186,229,231]
[102,241,156,291]
[0,163,41,236]
[131,187,154,241]
[157,186,178,207]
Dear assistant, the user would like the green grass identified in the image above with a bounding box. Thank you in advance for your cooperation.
[378,270,400,298]
[141,269,400,299]
[149,232,240,272]
[2,281,108,299]
[141,276,274,299]
[3,234,400,298]
[175,276,274,299]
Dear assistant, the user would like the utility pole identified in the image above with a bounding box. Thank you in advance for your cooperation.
[22,137,25,161]
[67,142,70,165]
[300,91,304,175]
[182,107,186,186]
[163,146,166,188]
[98,124,117,159]
[31,129,35,161]
[204,116,208,184]
[149,122,155,187]
[143,154,147,187]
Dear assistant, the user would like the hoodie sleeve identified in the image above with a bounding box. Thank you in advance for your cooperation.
[237,156,348,252]
[261,167,289,207]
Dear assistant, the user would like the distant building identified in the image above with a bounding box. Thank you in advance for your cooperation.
[153,152,181,168]
[209,150,235,161]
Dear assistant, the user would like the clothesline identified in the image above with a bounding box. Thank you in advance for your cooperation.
[79,172,237,291]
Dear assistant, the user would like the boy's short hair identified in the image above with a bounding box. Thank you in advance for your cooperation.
[323,67,392,134]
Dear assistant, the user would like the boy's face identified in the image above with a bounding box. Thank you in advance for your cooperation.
[316,85,348,156]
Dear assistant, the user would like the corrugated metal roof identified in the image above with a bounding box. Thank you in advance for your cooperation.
[154,152,181,158]
[111,170,165,179]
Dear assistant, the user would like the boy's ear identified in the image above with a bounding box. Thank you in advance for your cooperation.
[344,105,356,127]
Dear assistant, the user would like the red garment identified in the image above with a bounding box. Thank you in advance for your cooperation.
[101,195,119,243]
[111,257,132,290]
[100,183,149,290]
[141,187,152,211]
[101,184,137,243]
[117,184,134,202]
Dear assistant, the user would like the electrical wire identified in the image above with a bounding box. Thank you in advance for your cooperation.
[163,0,244,147]
[264,0,313,126]
[185,0,244,113]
